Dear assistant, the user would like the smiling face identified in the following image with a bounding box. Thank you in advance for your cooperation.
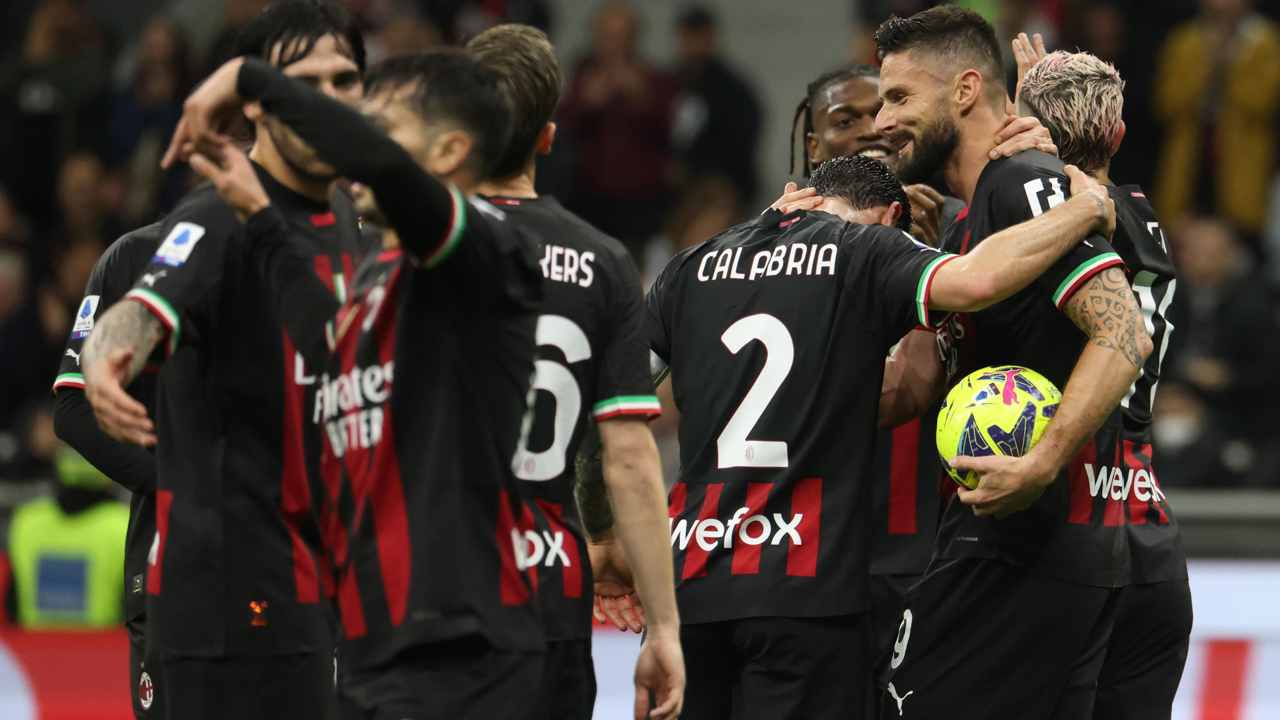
[807,75,901,172]
[874,50,959,184]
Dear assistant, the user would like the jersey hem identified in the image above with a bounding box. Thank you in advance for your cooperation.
[424,185,467,268]
[1052,253,1124,309]
[916,254,959,328]
[52,372,85,392]
[124,288,180,356]
[592,395,662,420]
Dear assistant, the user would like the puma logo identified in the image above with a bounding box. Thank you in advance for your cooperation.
[888,683,914,716]
[65,348,81,366]
[141,271,167,287]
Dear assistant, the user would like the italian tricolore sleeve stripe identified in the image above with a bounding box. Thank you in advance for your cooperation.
[423,185,467,269]
[915,254,959,328]
[1052,252,1125,309]
[52,372,85,392]
[123,288,181,356]
[593,395,662,421]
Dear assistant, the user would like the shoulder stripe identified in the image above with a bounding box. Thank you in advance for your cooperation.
[52,373,85,393]
[424,186,467,269]
[1052,253,1125,309]
[915,254,958,328]
[593,395,662,420]
[124,288,180,356]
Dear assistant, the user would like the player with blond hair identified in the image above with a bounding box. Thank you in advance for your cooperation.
[1020,48,1191,720]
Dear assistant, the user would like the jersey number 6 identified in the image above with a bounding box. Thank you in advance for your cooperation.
[512,315,590,482]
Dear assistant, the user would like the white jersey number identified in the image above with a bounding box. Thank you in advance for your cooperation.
[512,315,591,481]
[717,313,794,469]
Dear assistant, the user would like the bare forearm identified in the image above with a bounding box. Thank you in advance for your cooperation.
[601,427,679,631]
[82,302,163,385]
[1029,268,1151,473]
[879,329,944,428]
[937,193,1105,312]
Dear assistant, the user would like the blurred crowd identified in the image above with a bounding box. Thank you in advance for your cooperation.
[1,0,1279,537]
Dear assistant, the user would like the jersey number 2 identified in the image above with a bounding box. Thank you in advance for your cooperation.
[513,315,590,481]
[718,314,793,469]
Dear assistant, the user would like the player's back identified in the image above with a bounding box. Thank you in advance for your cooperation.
[648,209,949,623]
[486,194,659,641]
[1106,184,1185,583]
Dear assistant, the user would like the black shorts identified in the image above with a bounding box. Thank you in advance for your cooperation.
[156,651,335,720]
[128,618,161,719]
[530,637,595,720]
[682,614,875,720]
[338,635,544,720]
[1094,579,1193,720]
[869,573,919,687]
[881,558,1121,720]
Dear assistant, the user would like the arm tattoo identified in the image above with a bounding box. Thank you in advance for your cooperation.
[574,425,616,540]
[1062,267,1146,368]
[81,301,164,385]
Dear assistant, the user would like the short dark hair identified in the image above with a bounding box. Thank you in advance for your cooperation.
[810,155,912,232]
[466,24,561,180]
[235,0,366,73]
[790,64,879,177]
[365,51,512,179]
[873,6,1002,93]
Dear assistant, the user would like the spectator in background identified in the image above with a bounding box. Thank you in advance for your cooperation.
[203,0,271,73]
[670,5,761,209]
[1154,0,1280,241]
[1152,382,1248,487]
[43,152,117,275]
[0,239,97,458]
[109,18,193,226]
[0,0,111,228]
[1169,217,1280,449]
[559,0,677,258]
[6,445,127,627]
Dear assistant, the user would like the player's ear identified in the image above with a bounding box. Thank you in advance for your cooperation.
[882,201,904,229]
[427,128,473,178]
[536,122,556,156]
[953,69,982,115]
[805,132,820,170]
[1109,120,1126,158]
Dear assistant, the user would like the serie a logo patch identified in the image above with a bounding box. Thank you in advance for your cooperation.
[70,294,99,339]
[154,222,206,267]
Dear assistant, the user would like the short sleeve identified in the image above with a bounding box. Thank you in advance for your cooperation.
[853,225,958,339]
[52,258,110,393]
[987,162,1124,310]
[121,197,232,356]
[592,249,661,422]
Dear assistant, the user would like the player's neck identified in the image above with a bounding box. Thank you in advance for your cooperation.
[947,107,1006,206]
[472,164,538,200]
[1093,164,1114,186]
[249,142,331,204]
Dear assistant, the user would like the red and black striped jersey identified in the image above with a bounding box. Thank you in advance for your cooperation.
[646,209,956,623]
[53,223,163,624]
[318,194,545,669]
[485,194,659,641]
[933,151,1175,588]
[122,170,366,657]
[868,407,945,577]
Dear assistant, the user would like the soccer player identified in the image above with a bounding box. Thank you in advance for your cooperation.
[166,50,685,719]
[1019,49,1190,719]
[51,223,163,719]
[871,8,1156,717]
[466,24,684,720]
[79,2,368,717]
[648,151,1114,718]
[791,60,1058,677]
